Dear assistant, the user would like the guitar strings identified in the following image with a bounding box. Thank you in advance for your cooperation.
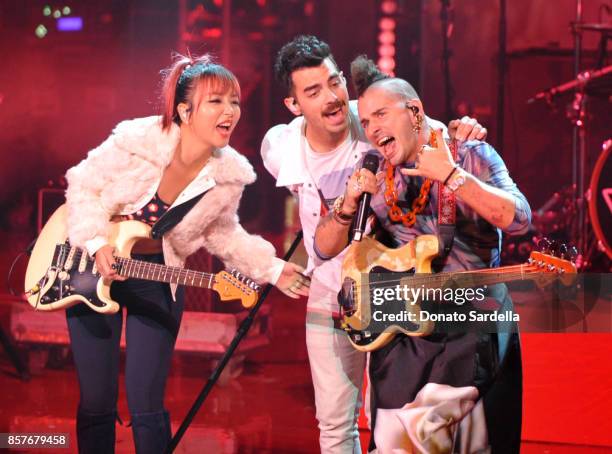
[114,257,214,284]
[58,244,241,289]
[350,264,530,287]
[347,264,558,291]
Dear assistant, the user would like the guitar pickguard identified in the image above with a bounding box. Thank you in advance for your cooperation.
[339,235,439,351]
[340,265,425,349]
[31,243,108,310]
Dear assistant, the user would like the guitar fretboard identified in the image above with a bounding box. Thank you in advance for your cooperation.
[396,263,557,290]
[115,257,215,288]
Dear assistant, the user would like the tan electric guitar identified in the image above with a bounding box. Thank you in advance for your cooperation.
[24,204,261,314]
[339,235,577,352]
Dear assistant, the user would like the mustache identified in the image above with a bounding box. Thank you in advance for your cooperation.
[322,101,345,115]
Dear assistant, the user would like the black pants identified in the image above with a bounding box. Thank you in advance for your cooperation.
[66,253,184,454]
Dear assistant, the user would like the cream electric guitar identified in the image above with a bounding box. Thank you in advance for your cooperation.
[339,235,577,352]
[24,205,260,314]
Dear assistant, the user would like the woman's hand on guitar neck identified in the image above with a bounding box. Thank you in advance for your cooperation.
[94,245,128,281]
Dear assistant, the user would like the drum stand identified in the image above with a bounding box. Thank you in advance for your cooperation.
[567,73,588,266]
[531,0,611,269]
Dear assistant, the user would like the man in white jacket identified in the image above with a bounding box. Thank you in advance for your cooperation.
[260,35,486,453]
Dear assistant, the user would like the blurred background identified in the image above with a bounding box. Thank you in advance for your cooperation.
[0,1,610,452]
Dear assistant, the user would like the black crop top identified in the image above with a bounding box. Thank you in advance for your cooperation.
[125,192,170,226]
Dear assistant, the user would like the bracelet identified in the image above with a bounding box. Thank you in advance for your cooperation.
[332,195,356,222]
[332,211,353,225]
[443,165,459,186]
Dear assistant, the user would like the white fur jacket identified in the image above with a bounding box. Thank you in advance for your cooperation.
[65,116,284,297]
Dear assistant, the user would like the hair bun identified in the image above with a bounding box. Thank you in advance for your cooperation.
[350,55,389,97]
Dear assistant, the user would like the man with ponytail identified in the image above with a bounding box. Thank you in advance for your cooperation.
[261,35,488,453]
[314,55,530,453]
[64,53,309,454]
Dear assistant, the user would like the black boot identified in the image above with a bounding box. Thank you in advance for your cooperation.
[130,409,171,454]
[76,408,117,454]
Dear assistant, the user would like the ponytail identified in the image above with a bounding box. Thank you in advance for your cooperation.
[160,53,239,131]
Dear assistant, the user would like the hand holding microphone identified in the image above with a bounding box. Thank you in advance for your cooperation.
[344,153,379,242]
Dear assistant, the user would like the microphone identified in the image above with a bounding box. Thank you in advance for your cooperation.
[353,152,379,242]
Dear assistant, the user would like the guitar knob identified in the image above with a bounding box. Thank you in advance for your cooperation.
[558,243,568,259]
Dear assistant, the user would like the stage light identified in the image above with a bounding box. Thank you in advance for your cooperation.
[201,27,222,38]
[379,17,396,31]
[57,17,82,32]
[378,30,395,45]
[378,44,396,58]
[381,0,398,15]
[43,6,52,16]
[53,9,61,19]
[35,24,48,38]
[63,6,71,15]
[378,0,397,77]
[378,57,396,73]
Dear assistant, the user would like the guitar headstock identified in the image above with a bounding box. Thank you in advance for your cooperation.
[528,244,578,288]
[212,270,261,308]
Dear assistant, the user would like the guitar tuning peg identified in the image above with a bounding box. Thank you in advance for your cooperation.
[568,246,579,262]
[538,237,551,254]
[549,239,559,256]
[558,243,568,258]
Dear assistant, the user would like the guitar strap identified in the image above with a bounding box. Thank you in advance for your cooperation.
[150,190,210,239]
[437,140,458,257]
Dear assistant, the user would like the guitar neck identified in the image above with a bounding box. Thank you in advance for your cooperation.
[115,257,215,288]
[399,263,554,289]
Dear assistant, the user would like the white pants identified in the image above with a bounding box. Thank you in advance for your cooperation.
[306,285,367,454]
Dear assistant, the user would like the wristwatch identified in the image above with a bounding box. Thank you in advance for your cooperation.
[333,195,355,221]
[447,168,467,193]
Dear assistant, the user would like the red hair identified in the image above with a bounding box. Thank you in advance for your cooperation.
[160,53,241,131]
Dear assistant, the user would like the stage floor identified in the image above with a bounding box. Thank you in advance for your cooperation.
[1,288,611,452]
[0,356,612,454]
[2,358,612,453]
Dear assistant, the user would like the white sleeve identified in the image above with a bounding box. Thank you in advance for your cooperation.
[260,124,289,181]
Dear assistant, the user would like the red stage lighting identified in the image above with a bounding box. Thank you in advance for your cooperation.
[379,17,396,31]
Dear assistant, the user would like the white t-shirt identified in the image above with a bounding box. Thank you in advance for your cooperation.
[303,133,361,213]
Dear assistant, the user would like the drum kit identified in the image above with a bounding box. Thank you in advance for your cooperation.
[512,16,611,270]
